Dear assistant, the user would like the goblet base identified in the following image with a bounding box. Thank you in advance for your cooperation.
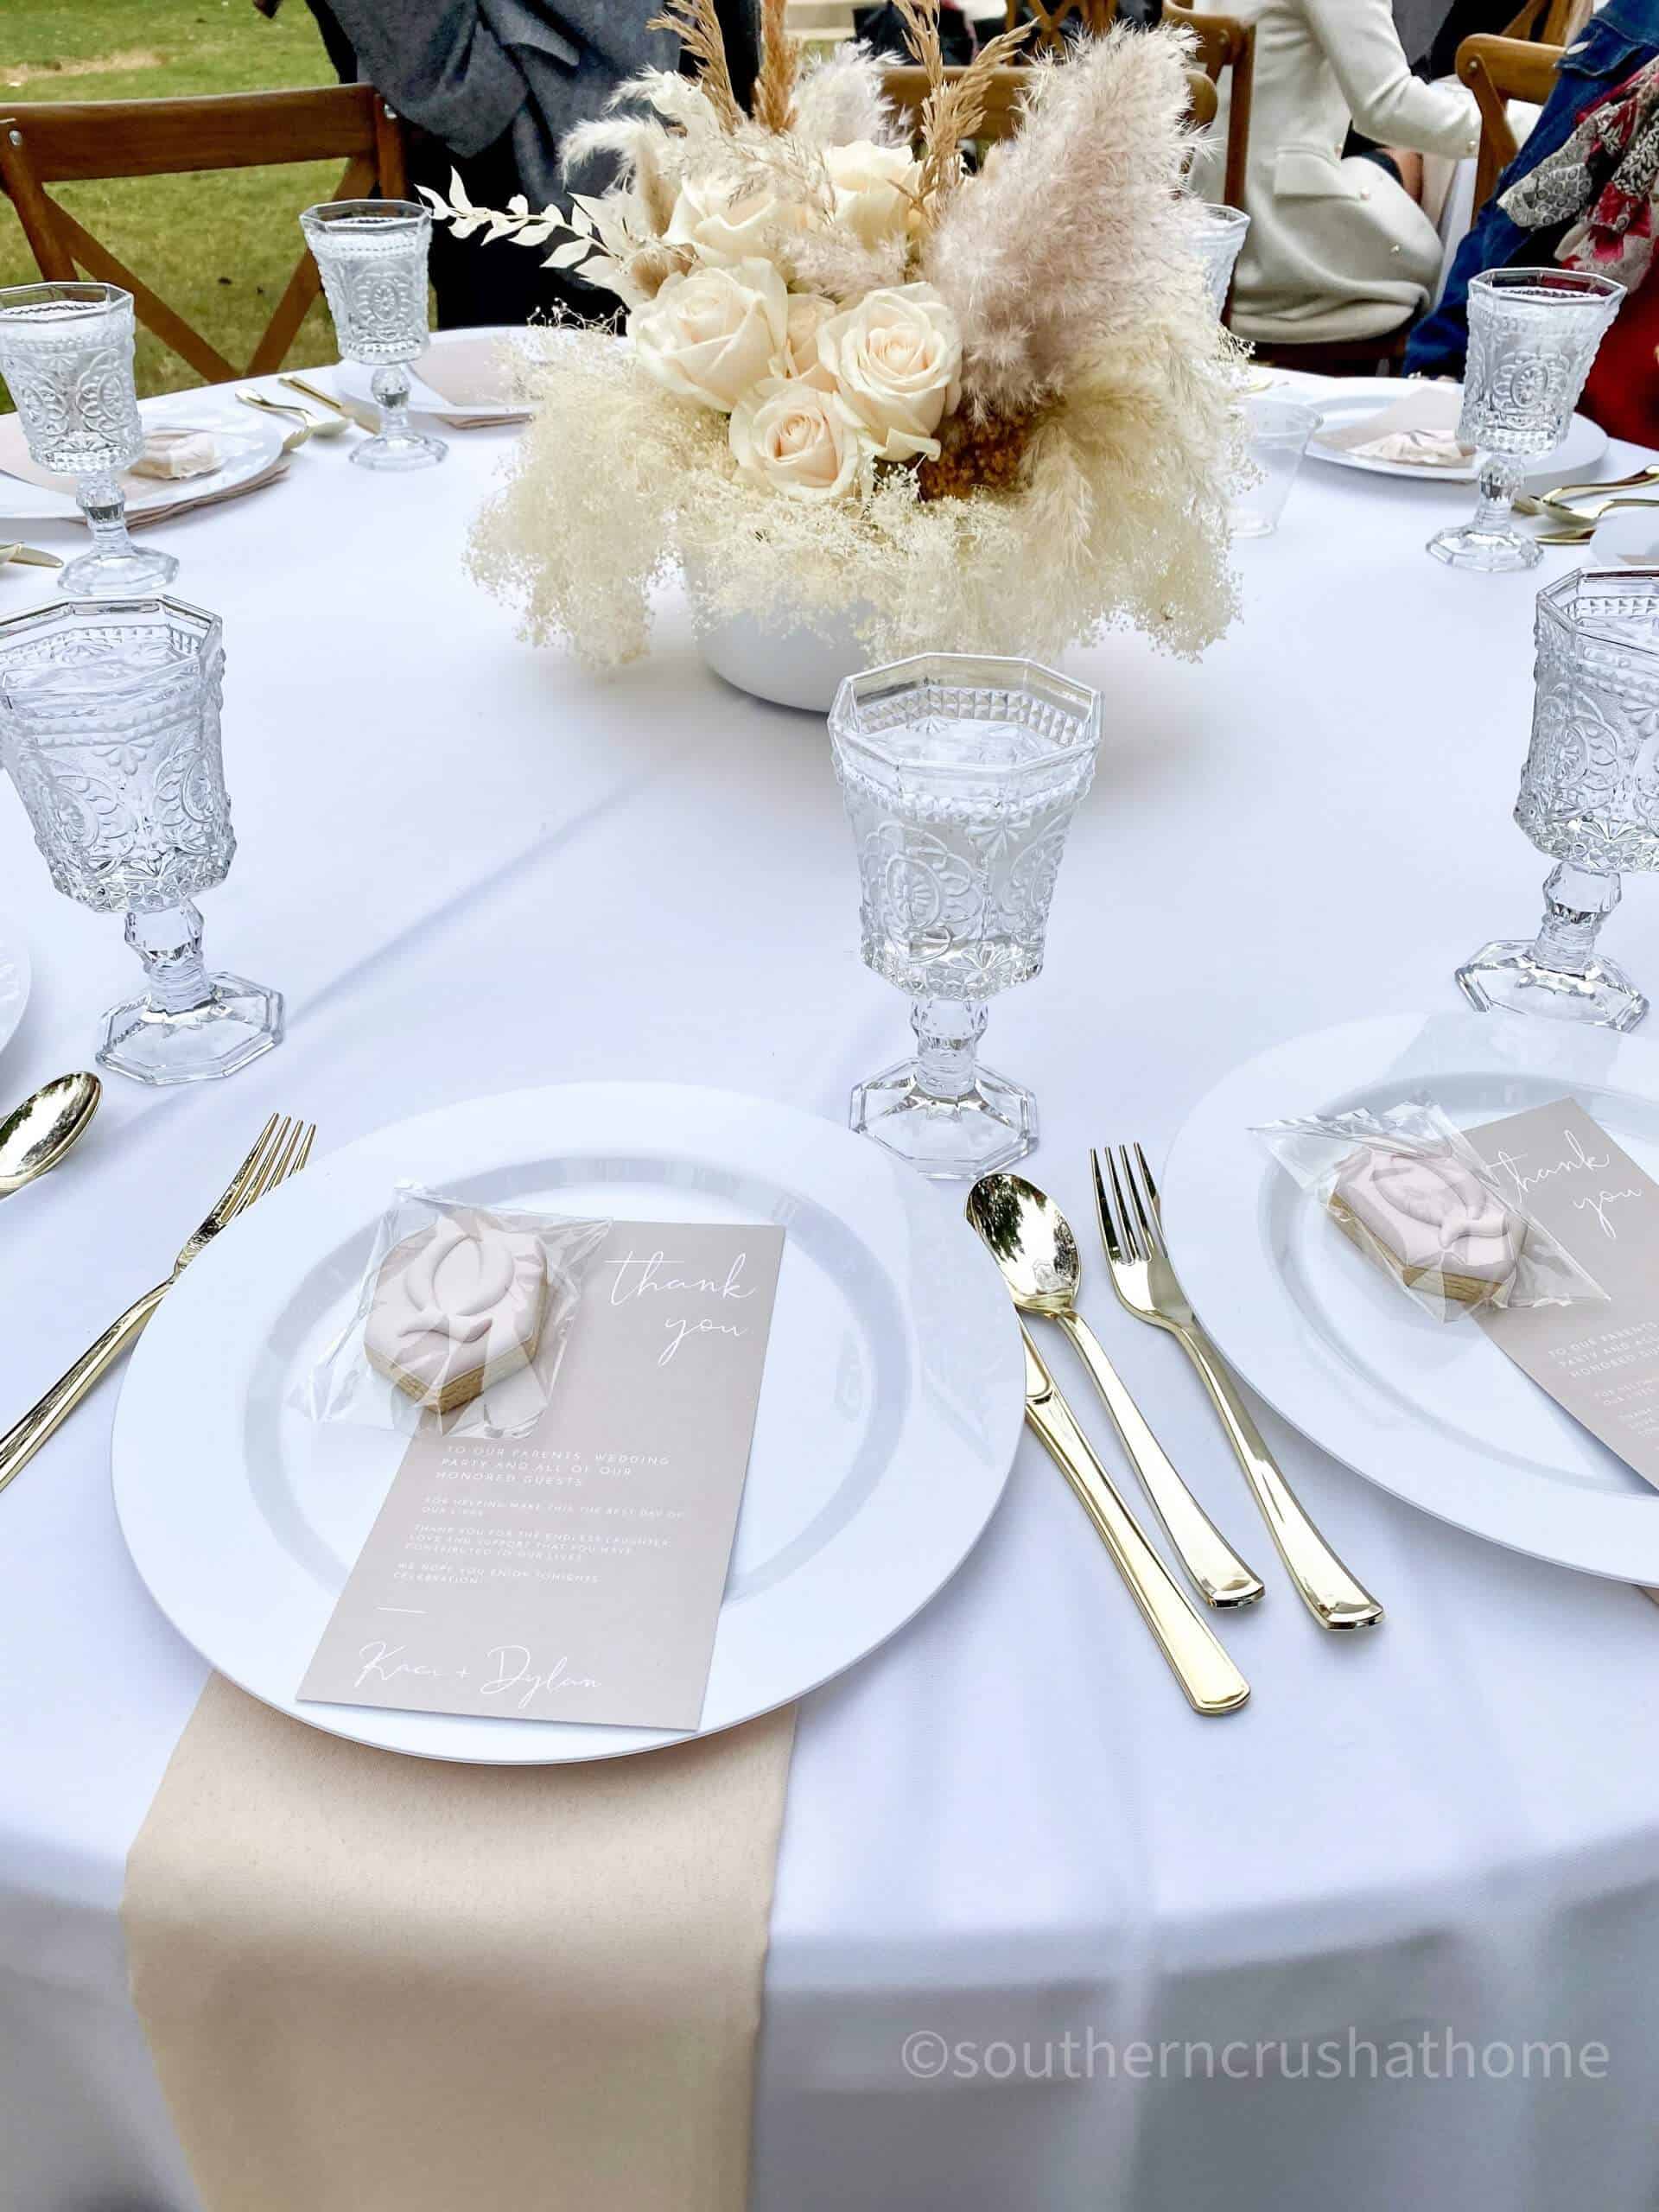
[350,428,448,472]
[851,1057,1035,1181]
[1457,938,1648,1032]
[99,971,285,1086]
[59,542,179,597]
[1426,519,1541,573]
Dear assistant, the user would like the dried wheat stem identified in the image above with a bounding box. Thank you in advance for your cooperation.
[647,0,745,130]
[753,0,798,132]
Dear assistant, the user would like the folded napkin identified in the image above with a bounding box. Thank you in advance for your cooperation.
[414,333,525,411]
[124,1676,796,2212]
[1314,384,1472,469]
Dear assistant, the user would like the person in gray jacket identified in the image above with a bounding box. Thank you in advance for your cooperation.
[304,1,760,326]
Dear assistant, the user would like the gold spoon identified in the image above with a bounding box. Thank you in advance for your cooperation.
[0,1071,100,1200]
[966,1173,1264,1607]
[236,389,347,445]
[1535,495,1659,547]
[0,543,63,570]
[1515,464,1659,518]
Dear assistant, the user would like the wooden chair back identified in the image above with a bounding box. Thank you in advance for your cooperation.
[882,61,1216,144]
[1163,3,1255,216]
[0,85,409,385]
[1004,2,1116,48]
[1457,34,1563,214]
[1501,0,1591,44]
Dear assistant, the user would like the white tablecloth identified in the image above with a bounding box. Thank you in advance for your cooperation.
[3,387,1658,2212]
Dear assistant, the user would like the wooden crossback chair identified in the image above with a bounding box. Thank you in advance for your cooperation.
[1005,2,1116,48]
[1162,3,1255,216]
[1502,0,1592,44]
[882,60,1216,144]
[0,85,408,385]
[1458,34,1565,215]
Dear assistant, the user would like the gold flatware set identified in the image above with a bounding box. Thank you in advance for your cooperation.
[0,1110,315,1497]
[969,1147,1383,1716]
[1511,465,1659,545]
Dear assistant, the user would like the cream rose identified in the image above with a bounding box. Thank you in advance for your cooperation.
[729,376,867,502]
[783,293,836,386]
[629,259,788,412]
[817,283,963,461]
[664,179,779,267]
[823,139,921,245]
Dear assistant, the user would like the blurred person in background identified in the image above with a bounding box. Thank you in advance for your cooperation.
[1407,0,1659,390]
[259,0,760,327]
[1187,0,1479,346]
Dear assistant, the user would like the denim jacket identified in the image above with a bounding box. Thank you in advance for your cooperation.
[1405,0,1659,376]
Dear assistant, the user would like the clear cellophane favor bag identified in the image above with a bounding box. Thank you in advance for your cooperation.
[1255,1097,1605,1322]
[295,1185,610,1439]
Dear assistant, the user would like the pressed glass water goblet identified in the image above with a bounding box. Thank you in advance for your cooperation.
[1427,268,1623,575]
[0,282,177,597]
[0,595,283,1084]
[1459,568,1659,1031]
[829,653,1102,1179]
[1187,202,1250,323]
[300,200,447,472]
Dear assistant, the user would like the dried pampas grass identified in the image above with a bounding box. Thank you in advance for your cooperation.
[924,26,1205,415]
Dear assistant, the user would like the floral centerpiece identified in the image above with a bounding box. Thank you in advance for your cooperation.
[423,1,1243,695]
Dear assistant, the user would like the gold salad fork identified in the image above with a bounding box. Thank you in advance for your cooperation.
[1093,1145,1383,1632]
[0,1113,315,1497]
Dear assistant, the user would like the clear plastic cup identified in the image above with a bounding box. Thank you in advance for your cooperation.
[1231,397,1320,538]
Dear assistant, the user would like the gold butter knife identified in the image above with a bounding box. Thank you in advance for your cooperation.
[1022,1326,1250,1715]
[280,373,378,433]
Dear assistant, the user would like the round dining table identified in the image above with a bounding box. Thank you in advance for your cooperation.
[3,370,1658,2212]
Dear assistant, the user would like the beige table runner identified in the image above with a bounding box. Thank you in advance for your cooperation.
[124,1674,796,2212]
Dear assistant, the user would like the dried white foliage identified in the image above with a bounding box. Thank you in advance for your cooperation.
[467,321,1243,671]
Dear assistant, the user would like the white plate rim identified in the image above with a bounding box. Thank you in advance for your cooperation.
[0,392,284,523]
[111,1081,1025,1763]
[1162,1012,1659,1581]
[1297,378,1607,485]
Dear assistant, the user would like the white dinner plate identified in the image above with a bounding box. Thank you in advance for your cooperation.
[0,914,29,1059]
[1296,376,1607,486]
[0,392,285,524]
[335,324,537,423]
[1163,1012,1659,1582]
[112,1083,1024,1763]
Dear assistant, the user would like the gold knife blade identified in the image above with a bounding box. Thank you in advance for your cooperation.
[1021,1326,1249,1715]
[280,373,378,433]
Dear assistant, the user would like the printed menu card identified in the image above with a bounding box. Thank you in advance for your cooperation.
[302,1220,786,1730]
[1471,1099,1659,1491]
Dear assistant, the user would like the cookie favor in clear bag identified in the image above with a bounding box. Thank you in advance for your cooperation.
[1255,1097,1605,1321]
[296,1186,611,1438]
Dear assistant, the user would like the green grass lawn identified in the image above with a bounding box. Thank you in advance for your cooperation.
[1,0,346,395]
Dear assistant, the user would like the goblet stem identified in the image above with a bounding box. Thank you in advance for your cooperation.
[126,900,213,1014]
[1470,450,1523,540]
[77,467,140,564]
[911,997,987,1104]
[371,362,412,444]
[1529,861,1620,976]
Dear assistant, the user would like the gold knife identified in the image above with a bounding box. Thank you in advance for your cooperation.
[1021,1325,1250,1715]
[279,373,378,433]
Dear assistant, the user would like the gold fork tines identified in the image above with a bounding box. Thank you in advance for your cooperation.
[1092,1144,1383,1633]
[0,1113,317,1498]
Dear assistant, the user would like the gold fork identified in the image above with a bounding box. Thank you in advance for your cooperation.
[0,1113,315,1497]
[1093,1144,1383,1632]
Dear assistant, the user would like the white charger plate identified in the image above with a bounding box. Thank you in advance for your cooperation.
[0,914,29,1059]
[0,392,284,524]
[1162,1012,1659,1582]
[111,1083,1024,1763]
[1296,376,1607,486]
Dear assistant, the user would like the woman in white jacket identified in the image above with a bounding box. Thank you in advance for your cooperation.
[1187,0,1482,344]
